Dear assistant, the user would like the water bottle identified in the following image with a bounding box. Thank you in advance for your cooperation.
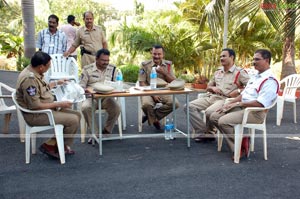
[150,66,157,89]
[169,118,175,140]
[164,118,172,140]
[116,69,123,91]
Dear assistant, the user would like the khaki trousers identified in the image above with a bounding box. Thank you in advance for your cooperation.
[23,108,81,146]
[185,94,225,136]
[81,54,95,68]
[81,97,120,133]
[210,107,265,152]
[141,95,179,125]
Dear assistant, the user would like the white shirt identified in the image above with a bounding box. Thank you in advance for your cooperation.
[241,69,278,107]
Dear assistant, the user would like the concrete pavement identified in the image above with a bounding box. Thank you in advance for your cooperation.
[1,70,300,199]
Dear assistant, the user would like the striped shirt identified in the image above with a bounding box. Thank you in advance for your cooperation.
[36,28,67,54]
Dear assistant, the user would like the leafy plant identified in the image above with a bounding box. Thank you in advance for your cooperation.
[194,74,209,84]
[119,64,140,83]
[177,73,195,83]
[16,56,30,71]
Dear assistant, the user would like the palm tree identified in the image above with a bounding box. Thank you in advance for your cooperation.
[204,0,300,79]
[21,0,35,58]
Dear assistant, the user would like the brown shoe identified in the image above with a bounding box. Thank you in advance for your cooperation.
[39,143,59,159]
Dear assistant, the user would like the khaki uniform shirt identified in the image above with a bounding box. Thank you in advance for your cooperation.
[72,25,107,54]
[138,59,175,84]
[79,63,118,88]
[208,65,249,96]
[16,66,54,109]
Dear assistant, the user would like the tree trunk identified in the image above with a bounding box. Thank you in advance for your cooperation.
[280,0,297,80]
[223,0,229,48]
[21,0,35,58]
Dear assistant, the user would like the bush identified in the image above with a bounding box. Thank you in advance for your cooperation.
[16,56,30,71]
[119,64,140,83]
[178,73,195,83]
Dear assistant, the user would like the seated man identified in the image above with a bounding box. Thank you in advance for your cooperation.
[184,48,249,142]
[79,48,121,143]
[138,45,179,130]
[16,51,81,159]
[210,49,278,160]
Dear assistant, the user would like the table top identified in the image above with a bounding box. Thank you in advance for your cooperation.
[87,87,197,98]
[0,95,12,99]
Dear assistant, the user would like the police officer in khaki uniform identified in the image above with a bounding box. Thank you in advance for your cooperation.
[138,45,179,130]
[184,48,249,142]
[210,49,278,160]
[79,49,120,143]
[16,51,81,159]
[64,11,108,68]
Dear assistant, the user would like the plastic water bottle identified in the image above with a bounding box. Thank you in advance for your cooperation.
[164,118,172,140]
[169,118,175,140]
[150,66,157,89]
[116,69,123,91]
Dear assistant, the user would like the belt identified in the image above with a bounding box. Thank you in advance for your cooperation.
[83,51,95,56]
[208,92,228,98]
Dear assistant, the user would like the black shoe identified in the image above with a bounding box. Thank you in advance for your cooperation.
[153,121,161,130]
[194,135,215,143]
[142,115,148,123]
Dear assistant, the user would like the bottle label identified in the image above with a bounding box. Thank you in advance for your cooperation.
[116,76,123,81]
[164,124,172,130]
[150,73,157,78]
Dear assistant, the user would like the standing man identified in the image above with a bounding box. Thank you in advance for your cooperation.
[36,14,67,55]
[79,49,120,143]
[60,15,81,60]
[185,48,249,142]
[64,11,108,67]
[138,45,179,130]
[16,51,81,160]
[210,49,278,160]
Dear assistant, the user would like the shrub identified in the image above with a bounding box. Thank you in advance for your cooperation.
[119,64,140,83]
[178,73,195,83]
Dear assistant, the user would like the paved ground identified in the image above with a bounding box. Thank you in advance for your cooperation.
[1,70,300,199]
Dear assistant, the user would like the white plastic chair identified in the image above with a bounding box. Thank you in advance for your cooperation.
[45,54,79,83]
[0,82,25,142]
[217,98,277,164]
[276,74,300,126]
[12,91,66,164]
[0,82,16,133]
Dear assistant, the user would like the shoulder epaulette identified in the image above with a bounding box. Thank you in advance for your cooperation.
[164,60,172,65]
[142,60,152,66]
[233,67,246,88]
[256,77,279,94]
